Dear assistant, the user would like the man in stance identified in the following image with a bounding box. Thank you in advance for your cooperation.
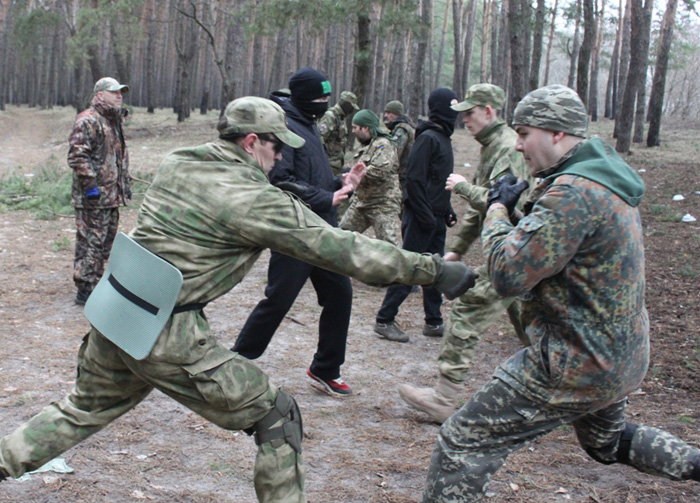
[382,100,415,191]
[399,84,533,423]
[68,77,131,304]
[340,109,401,246]
[0,97,476,503]
[318,90,359,176]
[423,85,700,502]
[374,88,459,343]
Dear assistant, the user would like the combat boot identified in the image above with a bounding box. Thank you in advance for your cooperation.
[398,374,461,424]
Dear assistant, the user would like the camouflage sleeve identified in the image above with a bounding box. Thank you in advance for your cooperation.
[317,113,335,144]
[453,180,489,214]
[391,127,409,158]
[363,143,396,182]
[67,118,98,189]
[448,204,482,256]
[482,182,594,297]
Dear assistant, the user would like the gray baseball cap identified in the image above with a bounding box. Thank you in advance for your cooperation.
[340,91,360,111]
[451,83,505,111]
[94,77,129,94]
[512,85,588,138]
[218,96,305,148]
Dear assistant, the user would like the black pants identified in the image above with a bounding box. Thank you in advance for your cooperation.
[376,205,446,326]
[233,251,353,380]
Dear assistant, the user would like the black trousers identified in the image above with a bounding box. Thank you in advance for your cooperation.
[233,251,353,380]
[376,205,446,326]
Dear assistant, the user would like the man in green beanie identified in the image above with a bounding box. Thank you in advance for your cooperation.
[423,85,700,502]
[339,109,401,246]
[383,100,415,190]
[318,90,359,176]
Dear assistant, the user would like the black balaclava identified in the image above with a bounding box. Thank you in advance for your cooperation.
[289,67,332,120]
[428,88,458,136]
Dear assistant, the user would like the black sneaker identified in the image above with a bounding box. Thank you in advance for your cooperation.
[75,290,91,305]
[422,323,445,337]
[374,321,409,343]
[307,368,352,396]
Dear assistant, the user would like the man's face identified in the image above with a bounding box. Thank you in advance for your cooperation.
[515,125,558,176]
[383,111,398,124]
[312,96,330,103]
[461,106,490,136]
[251,134,283,174]
[352,124,371,143]
[99,90,123,108]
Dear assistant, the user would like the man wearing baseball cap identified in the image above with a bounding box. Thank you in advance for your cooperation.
[68,76,131,305]
[399,83,533,423]
[0,96,478,502]
[318,90,360,176]
[422,85,700,502]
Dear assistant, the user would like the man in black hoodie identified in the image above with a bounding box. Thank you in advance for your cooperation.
[233,67,364,396]
[374,88,459,343]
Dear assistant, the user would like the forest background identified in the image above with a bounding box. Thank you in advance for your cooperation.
[0,0,699,152]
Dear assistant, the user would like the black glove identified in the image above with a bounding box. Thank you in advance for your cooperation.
[487,175,529,215]
[275,181,310,200]
[432,254,477,300]
[444,211,458,228]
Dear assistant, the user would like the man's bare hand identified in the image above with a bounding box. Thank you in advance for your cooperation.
[342,161,366,190]
[446,173,467,191]
[332,185,353,206]
[444,252,461,262]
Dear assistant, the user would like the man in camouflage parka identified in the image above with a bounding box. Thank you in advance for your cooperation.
[383,100,415,190]
[339,109,401,246]
[68,77,131,304]
[422,85,700,502]
[0,97,478,502]
[317,90,359,176]
[399,84,533,423]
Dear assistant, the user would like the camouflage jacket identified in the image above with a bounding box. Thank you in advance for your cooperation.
[131,139,439,311]
[67,97,130,209]
[481,138,649,408]
[351,135,401,209]
[317,104,347,174]
[386,118,415,182]
[449,120,533,256]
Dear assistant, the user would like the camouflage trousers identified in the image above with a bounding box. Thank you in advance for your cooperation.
[439,265,529,383]
[339,202,401,246]
[423,377,700,502]
[73,207,120,292]
[0,314,306,503]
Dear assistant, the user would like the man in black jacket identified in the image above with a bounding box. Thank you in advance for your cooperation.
[374,88,459,343]
[232,67,364,396]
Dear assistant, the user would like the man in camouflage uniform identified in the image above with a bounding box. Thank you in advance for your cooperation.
[399,84,534,423]
[339,109,401,246]
[383,100,415,190]
[317,90,359,176]
[68,77,131,305]
[0,97,477,502]
[423,85,700,502]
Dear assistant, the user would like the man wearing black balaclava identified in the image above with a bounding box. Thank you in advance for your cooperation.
[374,88,460,343]
[233,67,365,397]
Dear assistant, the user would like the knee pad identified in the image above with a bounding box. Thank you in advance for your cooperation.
[246,389,303,454]
[585,422,637,466]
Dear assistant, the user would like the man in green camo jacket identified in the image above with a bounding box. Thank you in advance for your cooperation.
[423,85,700,502]
[340,109,401,246]
[0,97,477,503]
[383,100,415,190]
[317,90,359,176]
[399,84,534,423]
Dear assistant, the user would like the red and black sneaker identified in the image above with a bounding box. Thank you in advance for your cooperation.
[306,368,352,397]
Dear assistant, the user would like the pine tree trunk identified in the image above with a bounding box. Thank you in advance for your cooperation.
[567,0,582,90]
[576,0,595,106]
[529,0,545,90]
[613,0,631,137]
[543,0,558,86]
[451,0,463,96]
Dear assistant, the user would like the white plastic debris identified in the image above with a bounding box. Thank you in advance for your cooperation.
[16,458,74,482]
[463,163,471,167]
[638,169,646,173]
[672,194,685,201]
[682,214,697,223]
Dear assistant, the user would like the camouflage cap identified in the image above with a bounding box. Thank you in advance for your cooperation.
[340,91,360,111]
[513,85,588,138]
[94,77,129,94]
[451,83,505,112]
[217,96,305,148]
[384,100,405,116]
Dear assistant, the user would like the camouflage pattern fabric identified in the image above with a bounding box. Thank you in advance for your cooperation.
[1,138,447,500]
[451,83,506,112]
[73,208,119,292]
[423,378,700,502]
[512,84,588,138]
[317,104,348,175]
[386,119,415,188]
[339,135,401,245]
[68,96,131,209]
[439,120,532,384]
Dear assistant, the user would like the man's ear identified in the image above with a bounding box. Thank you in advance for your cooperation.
[242,133,258,154]
[551,131,566,144]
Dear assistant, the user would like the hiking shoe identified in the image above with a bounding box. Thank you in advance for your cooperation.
[307,368,352,396]
[75,289,91,305]
[422,323,444,337]
[374,321,409,343]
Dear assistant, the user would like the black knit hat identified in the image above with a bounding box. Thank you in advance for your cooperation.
[288,67,331,102]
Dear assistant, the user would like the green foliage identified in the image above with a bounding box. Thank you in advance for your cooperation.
[52,236,72,252]
[12,5,61,58]
[677,266,698,279]
[0,156,73,220]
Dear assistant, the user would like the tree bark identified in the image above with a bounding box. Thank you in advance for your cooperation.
[613,0,631,137]
[461,0,478,94]
[529,0,545,90]
[543,0,559,86]
[451,0,463,96]
[604,10,621,119]
[352,11,371,108]
[576,0,595,107]
[567,0,582,89]
[409,0,431,118]
[507,0,528,119]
